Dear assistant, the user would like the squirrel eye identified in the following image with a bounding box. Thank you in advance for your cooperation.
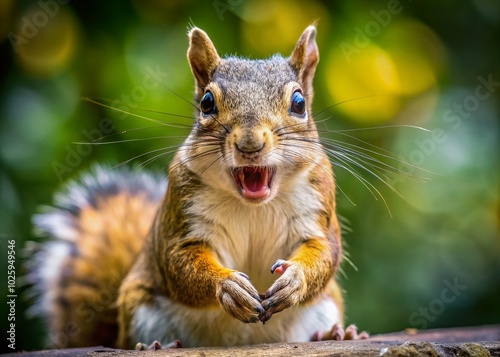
[290,90,306,116]
[200,91,217,115]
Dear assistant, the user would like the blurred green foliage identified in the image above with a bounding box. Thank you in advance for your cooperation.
[0,0,499,352]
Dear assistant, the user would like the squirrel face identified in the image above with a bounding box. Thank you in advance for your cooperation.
[183,26,321,205]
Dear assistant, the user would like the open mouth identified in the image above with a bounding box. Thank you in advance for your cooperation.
[231,166,276,200]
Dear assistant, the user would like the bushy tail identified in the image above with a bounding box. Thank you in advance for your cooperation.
[26,165,166,348]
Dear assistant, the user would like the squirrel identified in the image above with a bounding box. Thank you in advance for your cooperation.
[28,25,368,349]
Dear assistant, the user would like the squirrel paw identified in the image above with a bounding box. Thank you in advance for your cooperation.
[217,271,264,323]
[311,324,369,341]
[135,339,182,350]
[260,260,304,323]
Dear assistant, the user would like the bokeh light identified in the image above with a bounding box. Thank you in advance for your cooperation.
[13,5,80,77]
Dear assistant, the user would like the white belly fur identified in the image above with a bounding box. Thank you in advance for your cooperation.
[130,170,340,346]
[131,292,339,347]
[186,170,327,292]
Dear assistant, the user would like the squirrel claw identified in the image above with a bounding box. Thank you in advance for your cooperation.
[270,259,290,274]
[135,339,182,350]
[237,271,251,281]
[217,271,263,323]
[135,341,161,350]
[258,309,273,324]
[312,324,369,341]
[343,324,369,340]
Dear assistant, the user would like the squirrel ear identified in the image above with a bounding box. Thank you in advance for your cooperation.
[289,25,319,97]
[187,27,221,98]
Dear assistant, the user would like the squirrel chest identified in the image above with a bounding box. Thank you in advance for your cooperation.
[185,169,326,293]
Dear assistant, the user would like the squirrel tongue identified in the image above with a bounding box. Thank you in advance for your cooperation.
[238,167,270,199]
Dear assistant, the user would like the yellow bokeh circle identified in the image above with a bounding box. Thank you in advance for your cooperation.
[13,4,80,77]
[326,44,401,123]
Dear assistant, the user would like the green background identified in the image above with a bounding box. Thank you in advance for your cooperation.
[1,0,499,352]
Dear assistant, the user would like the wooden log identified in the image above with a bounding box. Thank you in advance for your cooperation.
[5,325,500,357]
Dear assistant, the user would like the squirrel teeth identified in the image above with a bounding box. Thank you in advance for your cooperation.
[232,166,275,200]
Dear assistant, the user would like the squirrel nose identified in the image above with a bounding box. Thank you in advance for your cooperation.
[235,141,265,154]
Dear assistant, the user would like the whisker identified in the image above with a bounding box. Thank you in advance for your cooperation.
[74,126,187,144]
[197,154,225,176]
[122,106,194,120]
[278,126,430,174]
[328,148,401,191]
[314,95,382,117]
[278,132,424,212]
[274,121,309,135]
[206,113,231,134]
[332,125,430,133]
[324,129,404,157]
[113,139,222,169]
[332,151,389,190]
[338,215,353,234]
[331,153,391,214]
[314,115,335,126]
[134,150,173,171]
[169,148,222,172]
[113,147,178,170]
[143,73,198,110]
[322,143,424,181]
[321,137,435,176]
[342,251,358,272]
[82,97,192,129]
[275,144,357,206]
[279,127,434,178]
[191,132,227,141]
[72,136,186,145]
[81,97,195,120]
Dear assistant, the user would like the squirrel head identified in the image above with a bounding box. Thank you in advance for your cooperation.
[183,25,322,205]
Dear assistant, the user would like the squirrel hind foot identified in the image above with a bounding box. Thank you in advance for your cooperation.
[135,339,182,350]
[312,324,369,341]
